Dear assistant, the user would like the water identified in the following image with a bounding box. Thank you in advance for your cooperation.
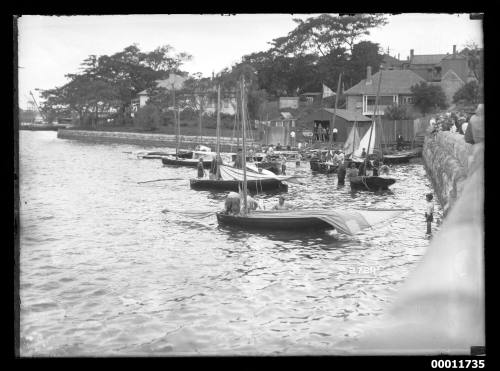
[19,131,442,356]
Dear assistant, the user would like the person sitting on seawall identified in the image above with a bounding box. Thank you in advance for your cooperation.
[272,195,291,210]
[224,192,241,215]
[347,162,359,179]
[425,193,434,235]
[197,158,205,178]
[361,148,367,158]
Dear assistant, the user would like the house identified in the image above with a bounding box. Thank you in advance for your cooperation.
[131,73,237,115]
[402,49,446,82]
[268,112,296,128]
[300,92,323,105]
[279,97,299,109]
[343,67,425,116]
[299,108,372,143]
[381,54,404,70]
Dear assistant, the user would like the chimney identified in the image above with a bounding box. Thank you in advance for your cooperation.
[398,53,400,61]
[366,66,372,85]
[410,49,414,61]
[212,71,214,80]
[453,45,456,56]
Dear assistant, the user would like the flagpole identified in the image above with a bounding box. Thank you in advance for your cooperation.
[328,73,342,151]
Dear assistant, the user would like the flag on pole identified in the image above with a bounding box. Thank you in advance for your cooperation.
[322,83,335,98]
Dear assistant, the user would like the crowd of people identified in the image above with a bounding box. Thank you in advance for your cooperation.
[313,125,338,142]
[429,111,471,136]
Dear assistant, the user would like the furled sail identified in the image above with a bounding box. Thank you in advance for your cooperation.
[219,165,303,183]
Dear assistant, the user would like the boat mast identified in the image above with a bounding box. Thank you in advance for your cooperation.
[240,76,248,215]
[216,84,221,179]
[173,84,180,158]
[366,70,383,161]
[328,73,342,151]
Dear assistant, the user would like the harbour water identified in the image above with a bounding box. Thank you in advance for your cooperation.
[19,130,441,356]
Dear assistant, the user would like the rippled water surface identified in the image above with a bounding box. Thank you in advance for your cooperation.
[19,131,442,356]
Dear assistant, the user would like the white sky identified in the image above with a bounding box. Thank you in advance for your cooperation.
[17,13,483,108]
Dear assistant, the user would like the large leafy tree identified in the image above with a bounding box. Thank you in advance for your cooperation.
[40,44,191,126]
[410,82,448,115]
[269,13,387,57]
[346,41,384,88]
[453,81,481,105]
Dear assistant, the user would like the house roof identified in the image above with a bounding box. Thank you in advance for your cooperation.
[441,69,465,84]
[410,54,447,65]
[270,112,295,121]
[323,108,372,122]
[442,53,467,60]
[301,92,322,96]
[382,54,403,66]
[343,69,425,96]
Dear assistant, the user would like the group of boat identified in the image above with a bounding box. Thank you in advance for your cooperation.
[138,74,412,236]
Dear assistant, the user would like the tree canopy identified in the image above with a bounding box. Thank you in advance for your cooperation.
[410,82,448,115]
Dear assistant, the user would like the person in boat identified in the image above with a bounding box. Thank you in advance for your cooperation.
[425,193,434,235]
[234,148,243,169]
[272,195,291,210]
[337,161,347,185]
[396,134,404,151]
[244,194,260,212]
[197,158,205,178]
[361,148,367,158]
[337,150,345,164]
[372,156,381,176]
[347,162,359,179]
[332,150,342,166]
[224,192,241,215]
[267,145,275,156]
[276,143,282,151]
[379,163,390,177]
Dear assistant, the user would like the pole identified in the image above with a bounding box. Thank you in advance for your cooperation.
[240,76,248,215]
[216,84,221,179]
[328,73,342,151]
[29,91,47,122]
[172,85,179,158]
[366,70,383,160]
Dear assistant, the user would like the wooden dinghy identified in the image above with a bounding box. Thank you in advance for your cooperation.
[216,208,408,235]
[161,155,213,168]
[382,149,422,164]
[349,176,396,191]
[309,159,338,174]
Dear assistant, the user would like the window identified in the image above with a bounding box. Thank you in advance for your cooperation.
[402,96,413,104]
[276,121,283,127]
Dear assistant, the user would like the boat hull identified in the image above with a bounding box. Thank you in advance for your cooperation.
[162,157,212,168]
[190,179,288,192]
[216,212,332,230]
[310,160,338,173]
[349,176,396,191]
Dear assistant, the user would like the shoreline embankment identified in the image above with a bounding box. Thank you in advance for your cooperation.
[56,129,259,152]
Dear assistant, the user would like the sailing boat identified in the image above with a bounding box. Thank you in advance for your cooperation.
[161,86,216,168]
[190,83,298,192]
[348,70,397,191]
[309,74,343,174]
[216,77,408,234]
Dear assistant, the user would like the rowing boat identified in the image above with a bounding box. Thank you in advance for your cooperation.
[349,176,396,191]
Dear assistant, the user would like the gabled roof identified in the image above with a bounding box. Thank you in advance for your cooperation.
[344,69,425,96]
[301,92,322,96]
[442,52,467,60]
[323,108,372,122]
[410,54,447,65]
[441,69,465,84]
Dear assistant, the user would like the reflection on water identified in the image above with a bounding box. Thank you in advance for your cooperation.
[19,131,441,356]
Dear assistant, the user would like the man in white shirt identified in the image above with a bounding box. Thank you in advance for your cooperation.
[332,127,338,142]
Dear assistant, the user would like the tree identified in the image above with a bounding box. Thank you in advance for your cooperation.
[40,44,192,126]
[384,104,410,120]
[410,82,448,115]
[133,104,161,130]
[269,13,387,57]
[347,41,384,87]
[453,81,480,105]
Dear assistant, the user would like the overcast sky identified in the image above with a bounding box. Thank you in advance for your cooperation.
[17,13,483,108]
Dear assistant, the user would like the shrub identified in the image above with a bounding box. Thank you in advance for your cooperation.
[384,104,410,120]
[410,82,448,115]
[453,81,480,105]
[133,104,161,130]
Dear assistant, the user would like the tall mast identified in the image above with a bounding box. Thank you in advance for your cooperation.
[328,73,342,150]
[216,84,221,179]
[172,84,180,158]
[29,90,46,122]
[216,84,221,156]
[240,76,248,215]
[366,70,383,160]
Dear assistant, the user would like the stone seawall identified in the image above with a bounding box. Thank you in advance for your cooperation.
[422,131,478,214]
[57,129,258,152]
